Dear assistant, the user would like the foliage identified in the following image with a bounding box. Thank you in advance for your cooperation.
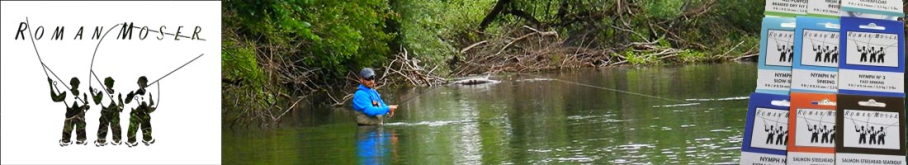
[221,0,772,124]
[222,0,396,125]
[391,0,496,73]
[224,0,395,79]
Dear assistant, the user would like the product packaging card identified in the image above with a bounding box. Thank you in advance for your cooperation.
[792,17,841,94]
[840,0,904,20]
[807,0,841,18]
[742,92,791,165]
[835,94,906,165]
[838,17,905,98]
[765,0,808,17]
[757,17,797,95]
[787,92,837,165]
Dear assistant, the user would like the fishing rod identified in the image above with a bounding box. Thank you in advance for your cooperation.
[148,53,204,86]
[818,111,825,125]
[88,23,122,90]
[848,115,861,131]
[27,17,86,105]
[46,64,70,108]
[90,71,116,101]
[139,53,205,108]
[397,87,440,104]
[775,112,783,127]
[122,54,204,109]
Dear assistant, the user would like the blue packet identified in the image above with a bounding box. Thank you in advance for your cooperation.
[838,17,905,98]
[791,16,841,94]
[757,17,797,95]
[742,92,792,164]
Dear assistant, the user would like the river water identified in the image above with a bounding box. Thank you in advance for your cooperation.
[223,63,758,164]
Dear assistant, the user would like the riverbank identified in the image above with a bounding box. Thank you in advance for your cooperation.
[224,1,890,126]
[222,63,758,164]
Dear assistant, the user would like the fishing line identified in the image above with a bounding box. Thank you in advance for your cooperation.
[517,73,693,104]
[398,86,443,104]
[756,114,786,124]
[88,23,122,88]
[26,17,51,78]
[90,71,116,100]
[27,17,85,104]
[775,113,783,126]
[843,116,900,128]
[148,53,204,86]
[398,72,698,107]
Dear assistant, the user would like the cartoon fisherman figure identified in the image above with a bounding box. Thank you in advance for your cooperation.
[125,76,156,147]
[91,77,125,146]
[49,77,90,146]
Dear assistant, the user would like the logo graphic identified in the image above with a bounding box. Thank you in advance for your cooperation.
[845,31,899,67]
[800,30,840,67]
[766,30,795,66]
[17,18,206,147]
[842,109,899,150]
[751,107,790,150]
[794,108,836,147]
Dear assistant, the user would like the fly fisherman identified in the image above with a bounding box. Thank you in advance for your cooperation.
[351,68,398,125]
[91,77,125,146]
[125,76,157,147]
[49,77,90,146]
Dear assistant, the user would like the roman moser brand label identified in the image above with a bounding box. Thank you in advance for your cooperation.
[14,22,206,41]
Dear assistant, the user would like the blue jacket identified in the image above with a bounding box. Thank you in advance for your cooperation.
[353,84,389,116]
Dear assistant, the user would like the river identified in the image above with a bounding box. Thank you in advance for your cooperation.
[223,63,758,164]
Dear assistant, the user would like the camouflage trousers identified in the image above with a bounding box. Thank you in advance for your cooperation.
[96,110,122,144]
[62,113,87,143]
[126,111,152,144]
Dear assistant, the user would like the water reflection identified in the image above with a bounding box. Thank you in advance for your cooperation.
[355,126,397,165]
[223,63,758,164]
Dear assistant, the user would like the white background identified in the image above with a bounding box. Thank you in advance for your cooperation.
[794,108,836,147]
[1,1,221,164]
[756,69,791,91]
[750,108,789,150]
[788,152,835,165]
[839,69,904,93]
[807,0,840,16]
[836,153,906,165]
[841,0,904,14]
[844,31,899,67]
[800,30,840,67]
[764,0,807,15]
[791,69,838,92]
[766,30,794,67]
[741,151,788,165]
[842,109,900,150]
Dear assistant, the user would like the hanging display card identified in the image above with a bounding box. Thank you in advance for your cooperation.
[787,92,837,165]
[742,92,792,165]
[838,17,905,97]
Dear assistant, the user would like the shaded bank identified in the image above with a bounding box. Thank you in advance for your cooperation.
[220,0,908,126]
